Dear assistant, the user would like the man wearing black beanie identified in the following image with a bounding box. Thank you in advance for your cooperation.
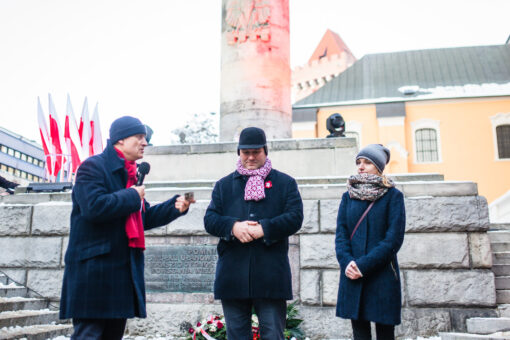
[60,116,195,340]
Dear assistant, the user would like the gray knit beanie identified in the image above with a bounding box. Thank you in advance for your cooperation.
[356,144,391,173]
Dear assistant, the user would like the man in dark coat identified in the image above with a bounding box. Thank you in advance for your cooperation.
[60,116,193,340]
[204,127,303,340]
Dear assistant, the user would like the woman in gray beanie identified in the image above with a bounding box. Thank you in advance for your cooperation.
[335,144,406,340]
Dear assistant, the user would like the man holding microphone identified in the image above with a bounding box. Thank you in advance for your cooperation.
[60,116,194,339]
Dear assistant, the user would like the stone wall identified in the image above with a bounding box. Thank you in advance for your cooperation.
[0,180,497,339]
[142,137,357,182]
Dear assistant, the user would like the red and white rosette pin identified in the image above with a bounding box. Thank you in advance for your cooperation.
[264,180,272,189]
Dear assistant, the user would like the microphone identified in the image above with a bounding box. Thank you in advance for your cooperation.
[136,162,151,186]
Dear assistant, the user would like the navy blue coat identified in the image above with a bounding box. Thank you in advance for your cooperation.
[60,141,185,319]
[204,169,303,300]
[335,187,405,325]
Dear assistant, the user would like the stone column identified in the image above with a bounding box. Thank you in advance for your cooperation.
[220,0,291,141]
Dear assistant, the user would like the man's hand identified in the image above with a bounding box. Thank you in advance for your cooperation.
[345,260,363,280]
[131,185,145,200]
[232,221,257,243]
[247,221,264,239]
[175,195,194,213]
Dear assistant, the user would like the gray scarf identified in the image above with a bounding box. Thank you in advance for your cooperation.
[347,173,394,201]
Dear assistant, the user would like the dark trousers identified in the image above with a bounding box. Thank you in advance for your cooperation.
[351,319,395,340]
[71,318,127,340]
[221,298,286,340]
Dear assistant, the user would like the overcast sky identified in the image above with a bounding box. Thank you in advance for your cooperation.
[0,0,508,146]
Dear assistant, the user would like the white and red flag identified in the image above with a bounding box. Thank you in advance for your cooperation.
[48,94,65,181]
[37,97,53,180]
[90,103,103,155]
[78,97,92,158]
[64,94,82,179]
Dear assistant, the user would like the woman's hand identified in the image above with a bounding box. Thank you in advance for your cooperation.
[345,260,363,280]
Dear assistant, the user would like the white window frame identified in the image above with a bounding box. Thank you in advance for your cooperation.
[490,113,510,161]
[411,119,442,164]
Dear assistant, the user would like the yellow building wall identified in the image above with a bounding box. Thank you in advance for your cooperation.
[301,96,510,203]
[317,105,379,144]
[405,97,510,203]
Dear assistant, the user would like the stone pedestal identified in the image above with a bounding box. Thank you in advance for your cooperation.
[220,0,291,141]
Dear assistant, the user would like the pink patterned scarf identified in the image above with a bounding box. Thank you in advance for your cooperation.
[236,158,272,201]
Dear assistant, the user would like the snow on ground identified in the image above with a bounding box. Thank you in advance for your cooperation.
[49,336,442,340]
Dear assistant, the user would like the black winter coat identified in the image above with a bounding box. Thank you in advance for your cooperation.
[204,169,303,300]
[335,187,406,325]
[60,141,185,319]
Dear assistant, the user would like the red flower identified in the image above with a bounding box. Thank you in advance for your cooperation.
[188,328,194,334]
[265,181,272,188]
[207,320,213,324]
[214,316,221,320]
[196,322,201,327]
[217,321,224,329]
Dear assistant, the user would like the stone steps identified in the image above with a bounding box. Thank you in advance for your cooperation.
[489,231,510,243]
[491,224,510,231]
[467,317,510,334]
[493,252,510,265]
[491,265,510,277]
[496,277,510,290]
[0,275,7,285]
[440,332,510,340]
[0,323,73,340]
[0,310,60,328]
[0,297,49,312]
[0,287,28,298]
[497,291,510,304]
[0,272,72,340]
[492,243,510,253]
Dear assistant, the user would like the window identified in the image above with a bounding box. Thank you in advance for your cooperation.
[27,156,33,164]
[27,174,33,181]
[411,119,442,163]
[21,153,27,162]
[0,145,6,153]
[7,148,14,156]
[497,124,510,159]
[415,128,439,162]
[14,150,20,159]
[491,113,510,160]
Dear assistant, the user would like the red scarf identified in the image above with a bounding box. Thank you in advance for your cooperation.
[115,148,145,250]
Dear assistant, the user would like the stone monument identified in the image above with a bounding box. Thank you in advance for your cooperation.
[220,0,291,141]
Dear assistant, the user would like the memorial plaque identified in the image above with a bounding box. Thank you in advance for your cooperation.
[145,245,217,293]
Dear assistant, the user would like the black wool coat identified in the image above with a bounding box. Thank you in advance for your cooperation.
[60,141,185,319]
[204,169,303,300]
[335,187,406,325]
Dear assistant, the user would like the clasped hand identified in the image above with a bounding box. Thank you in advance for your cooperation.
[345,260,363,280]
[232,221,264,243]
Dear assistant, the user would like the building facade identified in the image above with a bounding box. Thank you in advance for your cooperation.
[292,45,510,211]
[291,29,356,104]
[0,127,46,183]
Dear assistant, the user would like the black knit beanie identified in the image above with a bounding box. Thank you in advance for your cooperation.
[109,116,146,144]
